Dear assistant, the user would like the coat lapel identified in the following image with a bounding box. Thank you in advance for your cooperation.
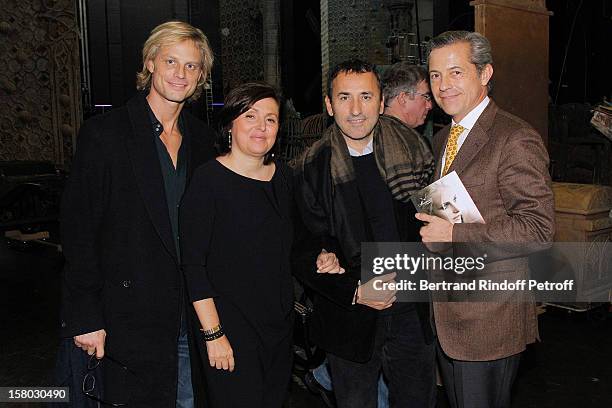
[182,115,197,186]
[433,124,450,181]
[124,95,177,260]
[447,126,488,177]
[447,100,497,177]
[436,100,498,179]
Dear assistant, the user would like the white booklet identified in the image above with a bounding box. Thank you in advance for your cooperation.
[410,171,485,224]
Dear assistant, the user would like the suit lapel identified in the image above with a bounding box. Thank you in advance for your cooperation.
[433,124,450,181]
[125,95,177,260]
[443,100,498,178]
[446,124,488,177]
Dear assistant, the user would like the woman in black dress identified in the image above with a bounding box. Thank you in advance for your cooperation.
[180,82,341,407]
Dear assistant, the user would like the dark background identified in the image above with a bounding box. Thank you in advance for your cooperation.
[83,0,612,119]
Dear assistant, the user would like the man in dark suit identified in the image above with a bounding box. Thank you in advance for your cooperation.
[60,21,216,408]
[416,31,555,408]
[293,59,436,408]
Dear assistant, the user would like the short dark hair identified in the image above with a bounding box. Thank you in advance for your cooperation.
[326,59,382,98]
[381,63,428,104]
[217,82,281,165]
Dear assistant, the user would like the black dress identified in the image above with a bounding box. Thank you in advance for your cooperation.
[180,159,294,408]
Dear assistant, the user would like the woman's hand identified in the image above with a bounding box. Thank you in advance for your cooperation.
[316,249,345,274]
[205,335,235,372]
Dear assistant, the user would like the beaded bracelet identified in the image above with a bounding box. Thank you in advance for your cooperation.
[203,329,225,342]
[200,324,222,336]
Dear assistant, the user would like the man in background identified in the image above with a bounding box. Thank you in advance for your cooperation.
[382,62,433,129]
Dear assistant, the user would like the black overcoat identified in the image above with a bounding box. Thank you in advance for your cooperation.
[60,93,216,407]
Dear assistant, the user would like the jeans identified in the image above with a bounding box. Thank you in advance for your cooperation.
[312,361,333,390]
[176,332,194,408]
[313,360,389,408]
[327,309,436,408]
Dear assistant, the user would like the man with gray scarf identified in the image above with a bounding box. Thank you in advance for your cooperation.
[293,59,436,408]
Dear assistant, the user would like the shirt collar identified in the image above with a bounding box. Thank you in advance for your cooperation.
[451,96,490,130]
[146,101,185,138]
[348,138,374,157]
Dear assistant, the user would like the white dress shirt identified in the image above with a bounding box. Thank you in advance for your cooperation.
[348,138,374,157]
[440,96,490,177]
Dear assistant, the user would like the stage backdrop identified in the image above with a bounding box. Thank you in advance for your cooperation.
[0,0,82,169]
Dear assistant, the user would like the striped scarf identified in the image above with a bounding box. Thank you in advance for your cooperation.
[326,114,434,202]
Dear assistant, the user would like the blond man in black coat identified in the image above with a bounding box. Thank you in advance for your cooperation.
[60,21,216,408]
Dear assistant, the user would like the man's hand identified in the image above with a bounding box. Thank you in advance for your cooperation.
[206,335,235,372]
[316,249,345,274]
[357,272,397,310]
[74,329,106,358]
[415,213,454,243]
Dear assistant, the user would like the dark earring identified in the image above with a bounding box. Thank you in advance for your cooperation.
[228,129,232,149]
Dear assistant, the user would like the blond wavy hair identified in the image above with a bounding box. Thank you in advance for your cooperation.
[136,21,214,102]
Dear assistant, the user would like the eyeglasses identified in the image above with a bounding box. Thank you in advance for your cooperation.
[412,91,433,102]
[82,354,139,407]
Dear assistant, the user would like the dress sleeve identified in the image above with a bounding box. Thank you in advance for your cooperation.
[180,165,218,302]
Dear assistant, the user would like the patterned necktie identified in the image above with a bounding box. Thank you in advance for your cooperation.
[442,124,465,176]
